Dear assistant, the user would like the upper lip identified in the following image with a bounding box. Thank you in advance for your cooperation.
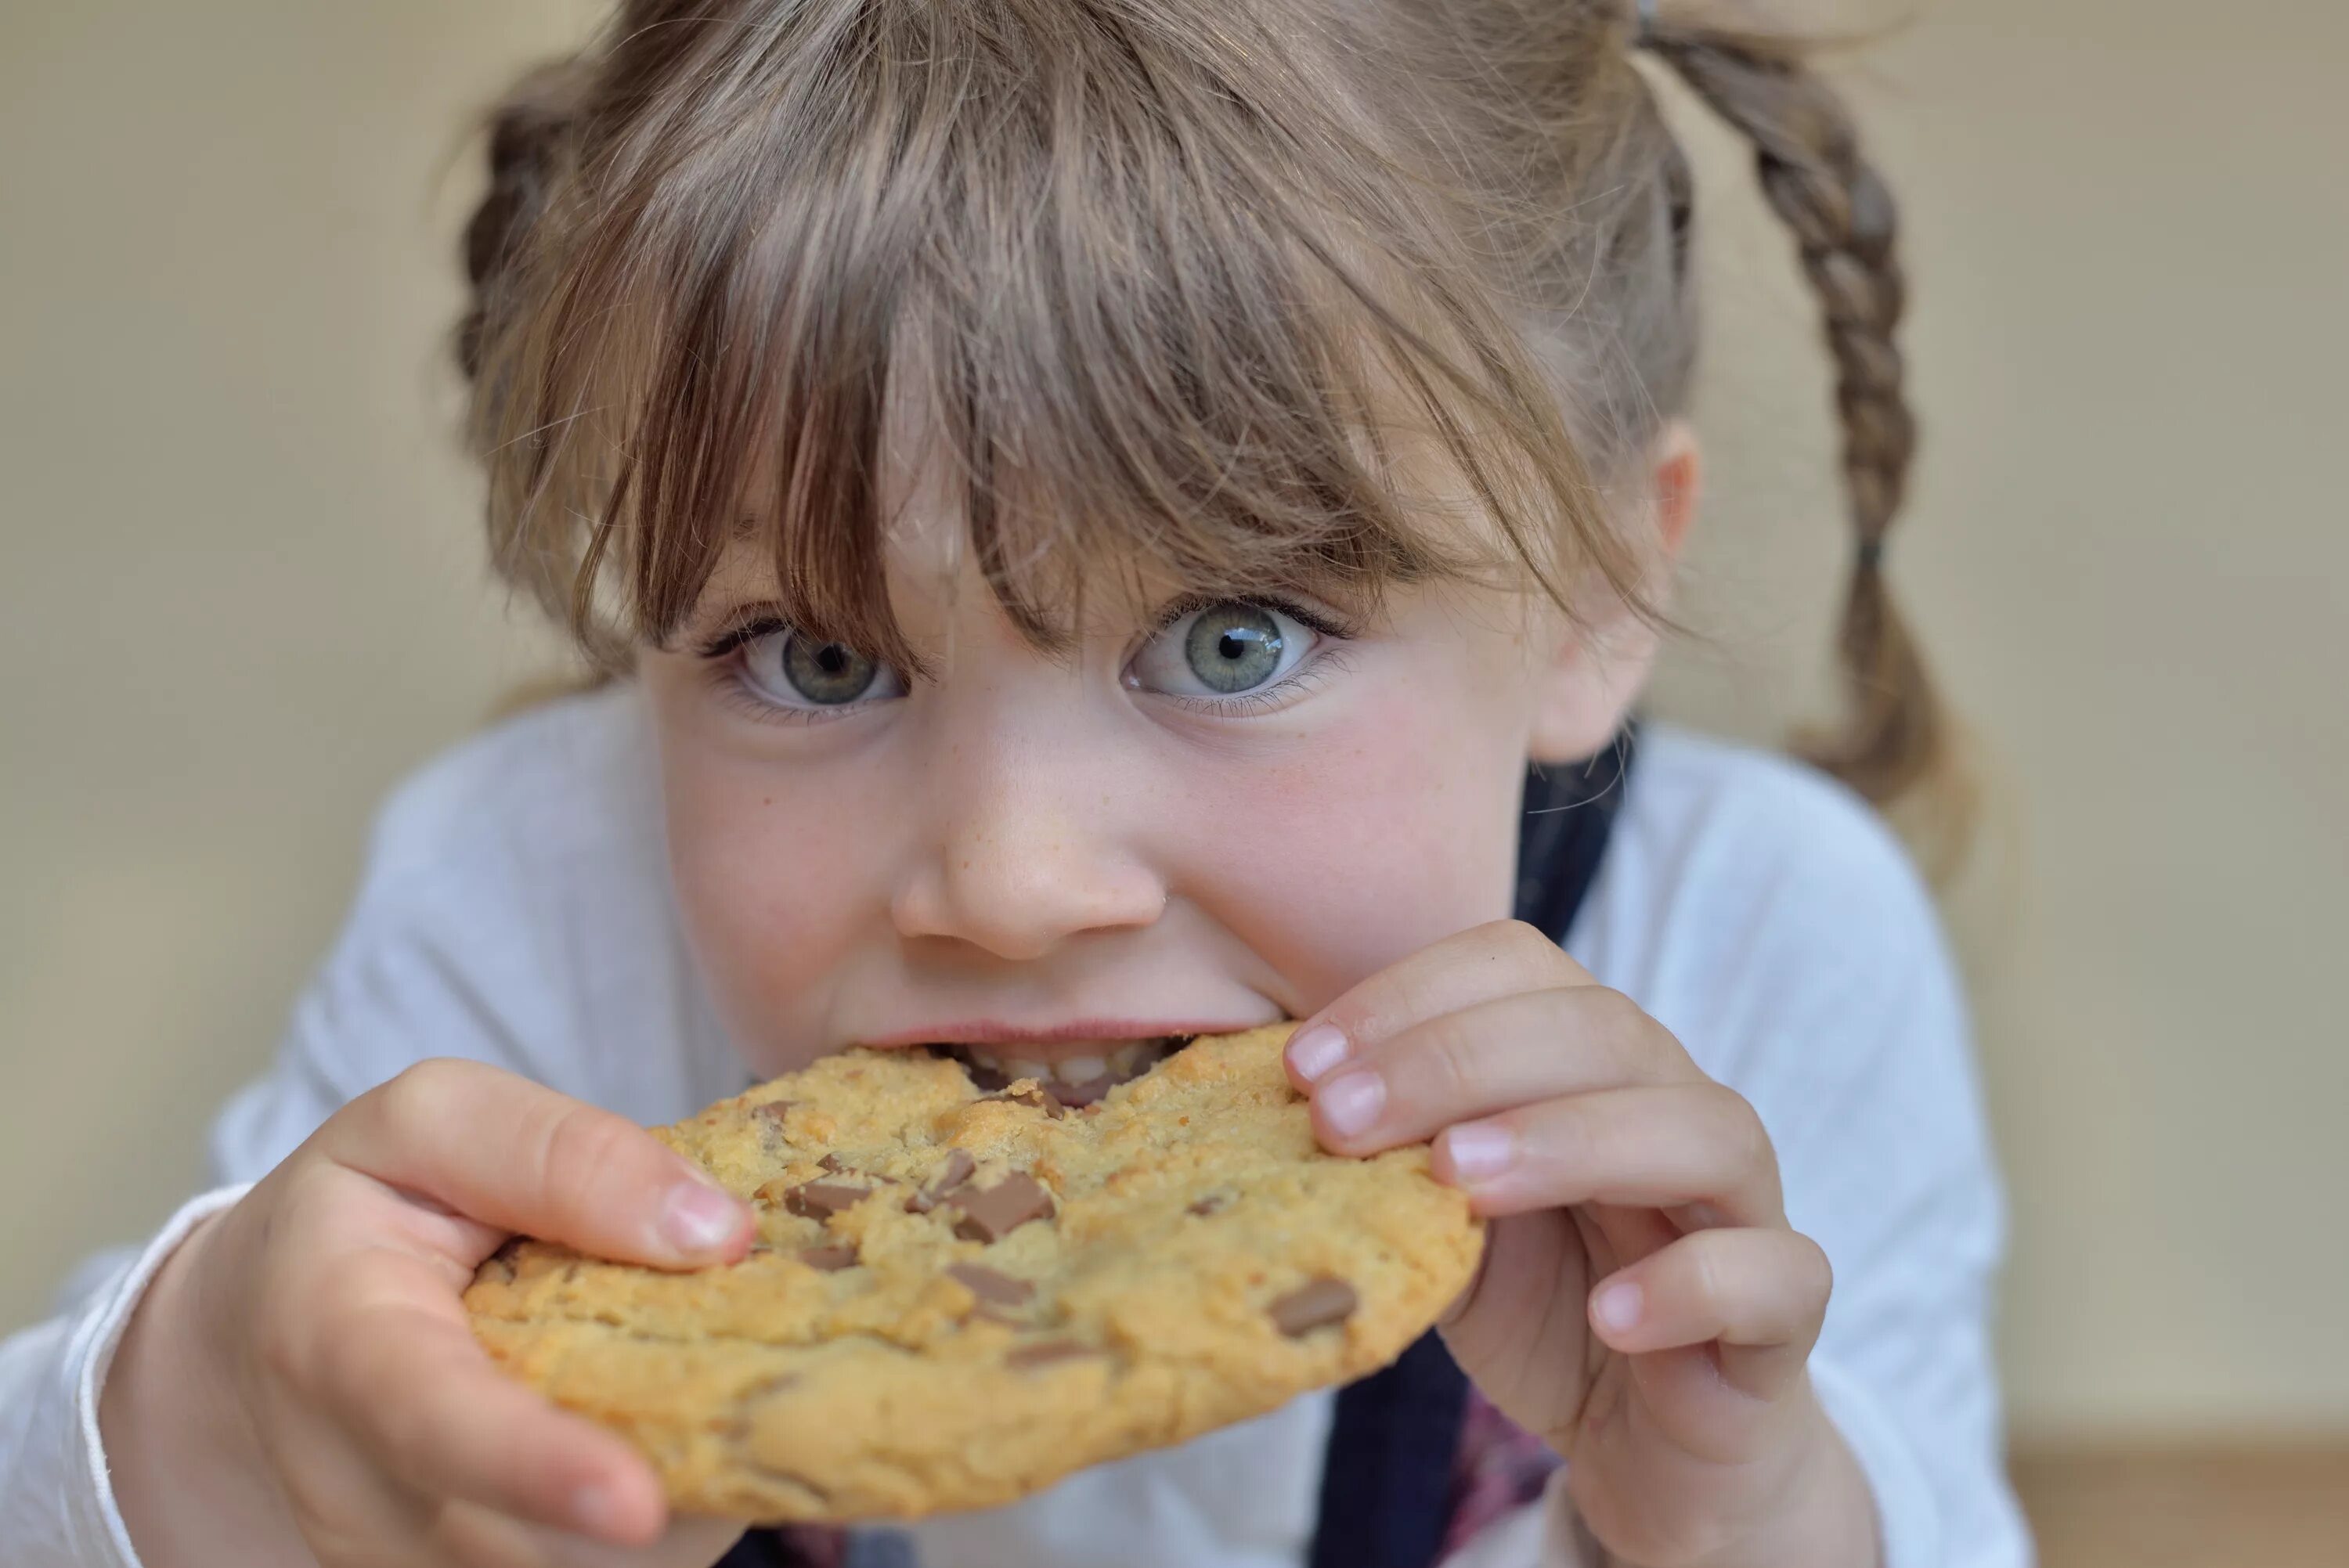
[857,1018,1264,1050]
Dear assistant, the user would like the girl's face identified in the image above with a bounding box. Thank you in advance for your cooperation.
[639,448,1671,1090]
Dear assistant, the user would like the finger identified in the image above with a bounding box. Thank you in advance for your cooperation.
[1429,1083,1784,1226]
[568,1514,743,1568]
[1298,986,1694,1155]
[433,1498,555,1568]
[322,1059,751,1270]
[435,1501,745,1568]
[306,1260,669,1547]
[264,1436,445,1568]
[1589,1227,1832,1398]
[1284,920,1593,1087]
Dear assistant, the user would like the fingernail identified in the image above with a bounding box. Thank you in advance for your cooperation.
[1286,1024,1351,1083]
[1593,1280,1643,1334]
[659,1180,742,1255]
[571,1483,621,1539]
[1442,1121,1515,1183]
[1317,1068,1384,1137]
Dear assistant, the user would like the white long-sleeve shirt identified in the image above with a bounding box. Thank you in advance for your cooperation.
[0,685,2032,1568]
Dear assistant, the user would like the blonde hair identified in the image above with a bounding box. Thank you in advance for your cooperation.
[461,0,1948,808]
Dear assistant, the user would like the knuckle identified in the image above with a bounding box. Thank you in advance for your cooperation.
[1793,1232,1835,1304]
[1419,1017,1485,1103]
[1709,1085,1777,1177]
[275,1150,348,1232]
[1574,986,1694,1079]
[374,1058,470,1131]
[1496,918,1564,968]
[1681,1236,1729,1312]
[1369,967,1443,1042]
[1581,986,1650,1047]
[536,1101,650,1203]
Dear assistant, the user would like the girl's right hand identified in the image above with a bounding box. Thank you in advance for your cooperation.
[101,1059,756,1568]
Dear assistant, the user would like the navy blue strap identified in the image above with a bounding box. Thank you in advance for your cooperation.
[1307,1330,1474,1568]
[719,1529,800,1568]
[1308,734,1634,1568]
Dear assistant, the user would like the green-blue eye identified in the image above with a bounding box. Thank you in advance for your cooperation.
[1127,601,1317,700]
[738,628,905,710]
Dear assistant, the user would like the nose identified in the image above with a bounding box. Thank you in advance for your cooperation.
[890,736,1167,962]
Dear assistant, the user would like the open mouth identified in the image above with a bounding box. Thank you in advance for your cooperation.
[928,1036,1191,1106]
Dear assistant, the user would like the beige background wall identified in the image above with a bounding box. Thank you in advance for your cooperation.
[3,1,2344,1443]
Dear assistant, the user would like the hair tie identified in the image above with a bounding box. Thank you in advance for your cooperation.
[1635,0,1661,41]
[1856,538,1886,571]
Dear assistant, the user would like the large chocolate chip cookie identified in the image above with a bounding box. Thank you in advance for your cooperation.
[463,1026,1484,1521]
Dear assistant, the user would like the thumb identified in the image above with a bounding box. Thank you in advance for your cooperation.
[321,1058,752,1270]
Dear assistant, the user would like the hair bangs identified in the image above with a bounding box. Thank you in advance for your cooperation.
[475,0,1631,672]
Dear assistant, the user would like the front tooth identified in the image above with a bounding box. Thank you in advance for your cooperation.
[1107,1043,1143,1076]
[965,1048,1007,1073]
[1005,1058,1050,1083]
[1054,1054,1110,1084]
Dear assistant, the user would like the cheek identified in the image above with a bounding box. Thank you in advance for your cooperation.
[1178,683,1528,1011]
[651,708,889,1057]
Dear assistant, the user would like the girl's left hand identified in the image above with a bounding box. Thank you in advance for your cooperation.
[1285,921,1878,1568]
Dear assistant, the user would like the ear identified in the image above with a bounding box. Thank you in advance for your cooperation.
[1527,421,1702,762]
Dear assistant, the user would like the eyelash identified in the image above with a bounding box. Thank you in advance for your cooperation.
[690,594,1357,724]
[694,615,887,729]
[1135,594,1355,718]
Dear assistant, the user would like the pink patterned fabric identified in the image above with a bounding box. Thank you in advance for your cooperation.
[770,1526,847,1567]
[1442,1386,1562,1558]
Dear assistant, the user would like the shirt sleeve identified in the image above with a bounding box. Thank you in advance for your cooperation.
[0,1188,251,1568]
[1575,747,2033,1568]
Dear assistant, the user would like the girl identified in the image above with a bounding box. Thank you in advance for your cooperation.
[1,1,2028,1565]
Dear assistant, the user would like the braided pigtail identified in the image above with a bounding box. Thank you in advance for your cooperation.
[1643,16,1953,813]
